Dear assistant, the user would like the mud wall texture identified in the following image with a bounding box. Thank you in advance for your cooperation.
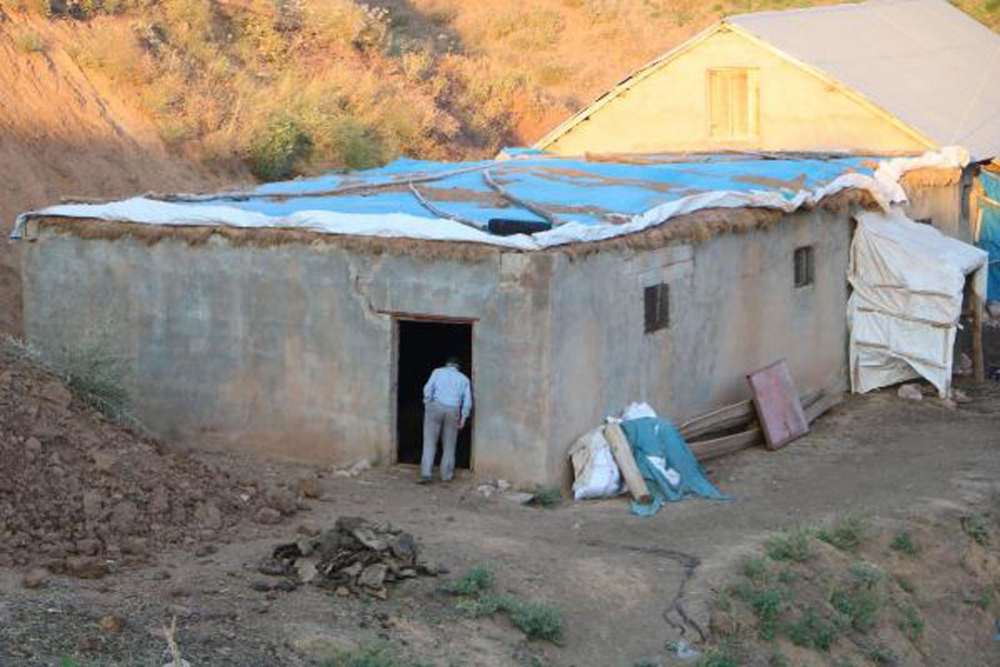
[22,231,554,484]
[545,208,852,479]
[23,209,851,485]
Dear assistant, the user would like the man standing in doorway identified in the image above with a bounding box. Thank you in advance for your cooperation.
[420,356,472,483]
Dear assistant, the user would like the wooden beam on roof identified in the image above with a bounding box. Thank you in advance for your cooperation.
[482,168,561,226]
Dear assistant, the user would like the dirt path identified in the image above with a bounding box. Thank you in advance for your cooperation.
[3,384,1000,666]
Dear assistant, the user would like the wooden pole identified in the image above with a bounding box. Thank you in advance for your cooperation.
[973,280,986,382]
[603,423,652,504]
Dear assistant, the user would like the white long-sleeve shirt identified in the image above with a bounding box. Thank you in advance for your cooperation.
[423,364,472,420]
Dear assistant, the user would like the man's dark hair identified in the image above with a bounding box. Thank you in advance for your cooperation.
[446,356,461,368]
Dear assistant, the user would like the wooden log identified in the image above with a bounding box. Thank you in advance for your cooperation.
[690,428,763,462]
[678,400,754,441]
[680,390,820,442]
[603,423,653,504]
[688,390,840,464]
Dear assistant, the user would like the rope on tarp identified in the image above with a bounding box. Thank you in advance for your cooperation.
[482,168,561,226]
[142,164,494,204]
[407,182,483,231]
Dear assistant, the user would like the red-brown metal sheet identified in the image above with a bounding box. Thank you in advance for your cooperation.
[747,359,809,450]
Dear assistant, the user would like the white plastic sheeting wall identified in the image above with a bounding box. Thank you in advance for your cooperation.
[848,209,987,396]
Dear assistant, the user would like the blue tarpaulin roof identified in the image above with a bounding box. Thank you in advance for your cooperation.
[15,149,927,249]
[223,152,878,229]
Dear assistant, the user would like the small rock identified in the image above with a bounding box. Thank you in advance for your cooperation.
[97,614,126,634]
[91,449,118,473]
[349,459,371,476]
[194,502,223,530]
[24,437,42,452]
[255,507,282,525]
[496,479,511,492]
[82,491,103,521]
[953,388,972,403]
[22,568,49,589]
[194,544,217,558]
[65,557,108,579]
[298,476,321,499]
[296,560,318,584]
[266,488,297,516]
[76,636,101,653]
[897,383,923,401]
[169,586,191,598]
[250,580,273,592]
[39,380,73,410]
[76,539,100,556]
[502,492,536,505]
[358,563,388,589]
[296,522,321,537]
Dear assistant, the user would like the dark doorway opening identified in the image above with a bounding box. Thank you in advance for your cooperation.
[396,320,473,469]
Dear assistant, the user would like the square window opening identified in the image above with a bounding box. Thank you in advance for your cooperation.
[794,246,814,288]
[644,283,670,333]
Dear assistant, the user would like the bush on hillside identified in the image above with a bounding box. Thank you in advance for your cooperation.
[249,114,314,180]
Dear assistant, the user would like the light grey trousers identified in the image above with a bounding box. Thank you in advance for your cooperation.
[421,401,460,480]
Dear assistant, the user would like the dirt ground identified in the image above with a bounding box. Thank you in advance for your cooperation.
[2,379,1000,667]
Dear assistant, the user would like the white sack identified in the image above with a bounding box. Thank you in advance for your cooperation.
[621,402,658,421]
[567,428,623,500]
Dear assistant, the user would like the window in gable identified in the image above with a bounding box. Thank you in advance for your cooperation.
[708,68,760,139]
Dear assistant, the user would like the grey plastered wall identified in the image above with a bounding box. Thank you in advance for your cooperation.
[545,209,852,474]
[22,230,555,484]
[901,175,969,242]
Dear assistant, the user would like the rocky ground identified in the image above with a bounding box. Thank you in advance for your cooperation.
[0,348,307,578]
[2,350,1000,666]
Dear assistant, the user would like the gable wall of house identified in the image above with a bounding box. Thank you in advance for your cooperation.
[545,29,928,156]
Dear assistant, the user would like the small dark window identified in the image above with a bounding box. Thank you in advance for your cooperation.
[644,283,670,333]
[794,246,814,288]
[914,218,933,225]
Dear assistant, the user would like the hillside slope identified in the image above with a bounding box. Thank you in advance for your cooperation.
[1,0,998,336]
[0,8,237,335]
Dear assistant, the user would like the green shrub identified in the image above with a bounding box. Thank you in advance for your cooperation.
[896,602,924,639]
[962,585,994,610]
[831,585,883,632]
[2,332,135,427]
[890,531,920,556]
[736,584,785,640]
[962,514,990,545]
[323,641,427,667]
[815,514,867,552]
[15,30,47,53]
[250,114,314,180]
[765,530,814,563]
[531,486,562,507]
[440,564,493,596]
[509,600,564,641]
[860,642,896,665]
[697,650,739,667]
[328,116,384,171]
[785,607,840,651]
[739,555,770,583]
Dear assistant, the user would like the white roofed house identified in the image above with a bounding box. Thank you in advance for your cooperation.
[535,0,1000,241]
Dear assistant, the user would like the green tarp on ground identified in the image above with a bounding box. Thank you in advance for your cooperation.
[620,417,730,517]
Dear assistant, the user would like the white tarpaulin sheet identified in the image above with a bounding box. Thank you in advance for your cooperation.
[848,209,987,396]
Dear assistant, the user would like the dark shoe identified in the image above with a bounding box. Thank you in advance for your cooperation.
[417,476,432,484]
[440,476,453,483]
